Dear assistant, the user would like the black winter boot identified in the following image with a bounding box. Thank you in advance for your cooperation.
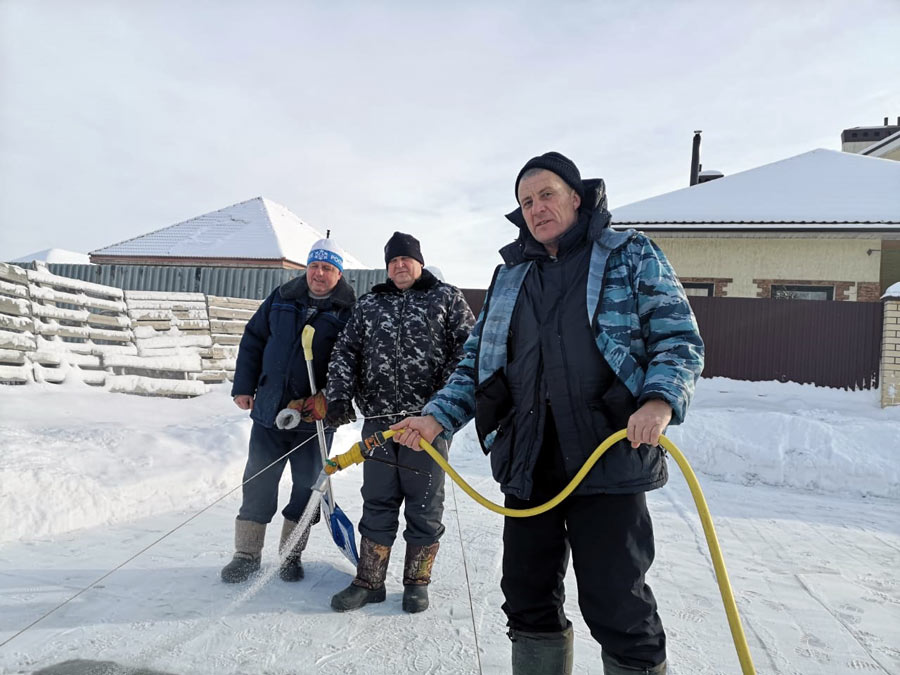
[602,652,667,674]
[221,519,266,583]
[509,624,574,675]
[330,536,391,612]
[402,542,439,613]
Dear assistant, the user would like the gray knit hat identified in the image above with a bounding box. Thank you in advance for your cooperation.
[514,151,584,202]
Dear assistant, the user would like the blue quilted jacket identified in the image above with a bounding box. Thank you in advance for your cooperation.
[423,181,704,496]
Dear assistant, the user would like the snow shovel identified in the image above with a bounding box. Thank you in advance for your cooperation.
[301,325,360,566]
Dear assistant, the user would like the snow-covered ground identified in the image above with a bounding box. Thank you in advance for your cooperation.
[0,378,898,674]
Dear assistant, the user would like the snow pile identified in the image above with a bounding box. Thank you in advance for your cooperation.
[0,377,898,674]
[0,377,896,546]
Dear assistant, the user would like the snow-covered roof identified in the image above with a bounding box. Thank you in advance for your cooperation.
[91,197,369,268]
[611,149,900,229]
[10,248,92,264]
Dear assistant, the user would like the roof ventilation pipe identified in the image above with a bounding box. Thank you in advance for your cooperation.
[690,130,702,186]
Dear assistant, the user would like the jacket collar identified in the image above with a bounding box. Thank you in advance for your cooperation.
[500,178,612,266]
[371,267,440,294]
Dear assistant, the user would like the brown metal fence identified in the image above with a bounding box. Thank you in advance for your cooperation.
[458,291,884,391]
[688,296,883,390]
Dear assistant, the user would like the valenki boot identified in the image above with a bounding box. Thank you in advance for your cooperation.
[402,542,440,613]
[510,624,574,675]
[330,536,391,612]
[221,519,266,583]
[279,517,312,582]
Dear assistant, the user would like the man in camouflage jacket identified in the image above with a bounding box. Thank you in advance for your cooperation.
[325,231,474,614]
[392,153,704,675]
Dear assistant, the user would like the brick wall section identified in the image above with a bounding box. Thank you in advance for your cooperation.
[857,282,882,302]
[883,299,900,408]
[681,277,733,297]
[753,279,856,301]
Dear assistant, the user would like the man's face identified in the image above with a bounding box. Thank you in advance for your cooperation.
[517,169,581,252]
[387,256,423,290]
[306,261,341,295]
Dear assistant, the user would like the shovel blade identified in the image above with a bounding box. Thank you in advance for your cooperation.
[320,492,359,566]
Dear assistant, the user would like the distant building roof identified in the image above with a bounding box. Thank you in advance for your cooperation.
[10,248,92,264]
[90,197,369,268]
[861,129,900,158]
[611,149,900,231]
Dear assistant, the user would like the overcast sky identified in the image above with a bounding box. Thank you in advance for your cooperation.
[2,0,898,287]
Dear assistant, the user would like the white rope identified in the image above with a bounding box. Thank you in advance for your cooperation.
[0,432,320,648]
[2,409,425,647]
[450,479,484,675]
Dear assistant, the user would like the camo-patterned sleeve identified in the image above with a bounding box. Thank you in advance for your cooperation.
[422,307,482,434]
[325,301,365,404]
[439,286,475,386]
[631,235,704,425]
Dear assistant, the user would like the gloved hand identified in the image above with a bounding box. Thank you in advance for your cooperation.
[297,391,327,422]
[275,408,303,430]
[325,399,356,428]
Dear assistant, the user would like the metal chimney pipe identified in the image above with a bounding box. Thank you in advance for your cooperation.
[690,131,702,186]
[885,117,889,125]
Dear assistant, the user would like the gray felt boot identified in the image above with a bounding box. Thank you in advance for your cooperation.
[510,624,574,675]
[221,519,266,583]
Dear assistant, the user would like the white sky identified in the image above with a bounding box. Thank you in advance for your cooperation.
[1,0,899,287]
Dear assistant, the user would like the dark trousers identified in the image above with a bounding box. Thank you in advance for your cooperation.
[237,422,332,524]
[500,416,666,669]
[358,418,449,547]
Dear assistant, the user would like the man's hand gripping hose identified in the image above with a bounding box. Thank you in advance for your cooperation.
[319,428,756,675]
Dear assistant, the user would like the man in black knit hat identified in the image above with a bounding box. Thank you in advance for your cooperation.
[392,152,704,674]
[324,231,475,614]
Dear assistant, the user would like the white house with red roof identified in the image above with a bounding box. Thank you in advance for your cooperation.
[611,149,900,301]
[90,197,368,269]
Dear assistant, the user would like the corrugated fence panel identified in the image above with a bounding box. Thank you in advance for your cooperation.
[688,296,883,390]
[39,264,383,300]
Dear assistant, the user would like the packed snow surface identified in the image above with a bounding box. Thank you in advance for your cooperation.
[0,378,898,674]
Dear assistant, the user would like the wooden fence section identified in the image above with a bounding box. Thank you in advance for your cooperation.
[689,296,884,390]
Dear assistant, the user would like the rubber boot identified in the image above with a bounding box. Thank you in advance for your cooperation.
[602,652,667,674]
[509,624,574,675]
[402,542,439,613]
[330,536,390,612]
[279,517,312,582]
[221,519,266,583]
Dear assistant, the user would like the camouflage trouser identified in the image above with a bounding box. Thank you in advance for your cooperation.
[357,418,449,547]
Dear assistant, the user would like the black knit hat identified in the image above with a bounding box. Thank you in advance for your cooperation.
[514,151,584,202]
[384,231,424,266]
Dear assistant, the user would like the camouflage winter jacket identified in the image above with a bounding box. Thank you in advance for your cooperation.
[326,269,475,423]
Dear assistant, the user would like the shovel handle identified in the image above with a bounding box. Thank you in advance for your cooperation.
[301,325,315,362]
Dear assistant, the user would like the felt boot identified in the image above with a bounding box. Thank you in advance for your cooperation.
[279,517,312,582]
[221,519,266,583]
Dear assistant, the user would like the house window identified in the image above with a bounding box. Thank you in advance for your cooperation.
[682,282,714,297]
[772,285,834,301]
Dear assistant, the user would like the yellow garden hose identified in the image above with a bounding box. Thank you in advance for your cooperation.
[326,429,756,674]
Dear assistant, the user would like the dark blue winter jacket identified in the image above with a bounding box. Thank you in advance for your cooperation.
[231,275,356,430]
